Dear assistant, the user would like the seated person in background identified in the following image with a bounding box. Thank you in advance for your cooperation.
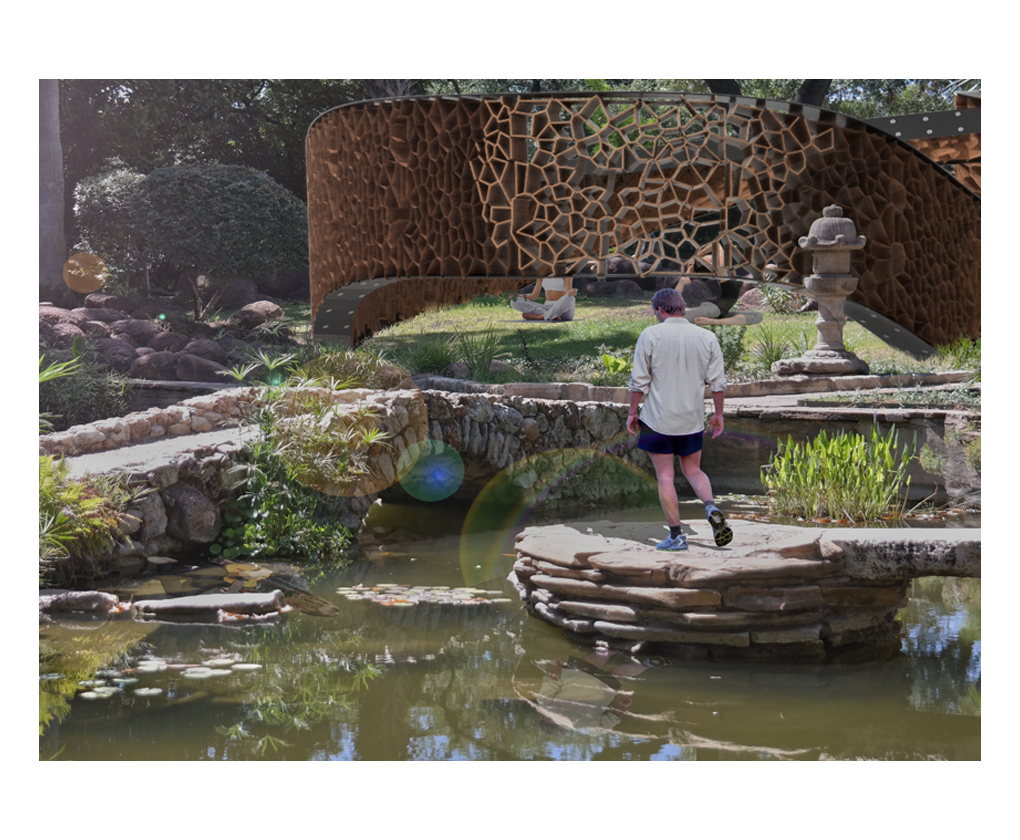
[675,242,766,327]
[511,274,578,322]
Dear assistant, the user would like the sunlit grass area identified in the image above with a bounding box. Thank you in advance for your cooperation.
[350,293,979,387]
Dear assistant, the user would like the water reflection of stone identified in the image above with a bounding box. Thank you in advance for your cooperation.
[511,620,979,760]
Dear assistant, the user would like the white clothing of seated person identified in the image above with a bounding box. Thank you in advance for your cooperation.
[510,275,577,321]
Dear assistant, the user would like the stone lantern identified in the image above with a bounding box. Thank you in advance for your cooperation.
[772,205,870,376]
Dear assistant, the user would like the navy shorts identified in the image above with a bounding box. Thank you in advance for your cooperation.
[636,421,704,457]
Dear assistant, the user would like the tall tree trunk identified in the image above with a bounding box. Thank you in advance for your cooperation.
[40,79,67,304]
[793,79,832,107]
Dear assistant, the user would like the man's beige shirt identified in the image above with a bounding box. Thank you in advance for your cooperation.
[628,317,726,435]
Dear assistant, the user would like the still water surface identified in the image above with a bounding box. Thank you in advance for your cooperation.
[39,502,980,760]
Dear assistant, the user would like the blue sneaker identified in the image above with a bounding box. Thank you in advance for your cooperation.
[707,508,733,547]
[656,533,688,551]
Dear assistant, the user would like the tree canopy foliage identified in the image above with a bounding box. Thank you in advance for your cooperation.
[75,162,307,300]
[55,78,978,291]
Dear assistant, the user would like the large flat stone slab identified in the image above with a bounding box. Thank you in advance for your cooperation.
[133,590,285,616]
[512,520,980,659]
[820,528,981,579]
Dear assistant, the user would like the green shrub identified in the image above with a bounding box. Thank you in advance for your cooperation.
[389,330,457,375]
[759,285,804,315]
[72,162,148,285]
[761,426,915,522]
[704,324,748,373]
[39,349,131,431]
[455,319,508,380]
[745,322,808,377]
[215,438,352,566]
[39,456,141,583]
[215,411,359,566]
[74,162,309,319]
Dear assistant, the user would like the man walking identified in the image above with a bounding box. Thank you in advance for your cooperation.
[626,287,733,551]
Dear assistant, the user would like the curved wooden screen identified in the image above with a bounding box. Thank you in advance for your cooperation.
[307,92,979,351]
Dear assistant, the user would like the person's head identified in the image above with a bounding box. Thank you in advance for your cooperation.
[651,287,686,318]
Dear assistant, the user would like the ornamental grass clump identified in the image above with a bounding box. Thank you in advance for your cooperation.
[761,426,915,522]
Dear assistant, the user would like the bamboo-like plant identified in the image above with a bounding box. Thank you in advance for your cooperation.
[761,425,915,522]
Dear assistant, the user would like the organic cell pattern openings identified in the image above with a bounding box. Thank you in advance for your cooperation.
[306,92,979,350]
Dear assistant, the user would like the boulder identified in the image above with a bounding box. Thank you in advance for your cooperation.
[129,351,180,380]
[149,331,191,353]
[176,353,230,383]
[80,320,113,339]
[182,338,229,366]
[111,318,163,347]
[228,300,284,332]
[39,305,87,327]
[94,338,138,374]
[45,321,86,349]
[161,481,221,544]
[71,306,123,323]
[84,293,135,313]
[39,589,120,614]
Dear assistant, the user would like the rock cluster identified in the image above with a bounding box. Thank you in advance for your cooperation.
[40,293,288,384]
[510,522,927,660]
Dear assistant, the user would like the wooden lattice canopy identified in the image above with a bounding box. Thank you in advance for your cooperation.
[307,92,980,353]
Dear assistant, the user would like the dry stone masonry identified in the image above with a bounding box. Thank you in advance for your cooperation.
[510,521,979,660]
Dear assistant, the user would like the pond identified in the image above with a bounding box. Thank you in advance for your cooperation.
[39,501,980,761]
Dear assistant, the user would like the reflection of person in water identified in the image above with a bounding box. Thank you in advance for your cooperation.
[534,650,647,733]
[676,242,766,327]
[510,275,578,321]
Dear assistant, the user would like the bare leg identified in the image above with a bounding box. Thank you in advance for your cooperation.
[647,451,680,527]
[678,449,714,505]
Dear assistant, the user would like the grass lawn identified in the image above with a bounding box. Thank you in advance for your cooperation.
[350,291,979,387]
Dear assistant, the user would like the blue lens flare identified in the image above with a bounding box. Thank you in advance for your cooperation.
[398,440,465,502]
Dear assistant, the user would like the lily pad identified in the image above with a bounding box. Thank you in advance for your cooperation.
[182,667,214,679]
[203,658,236,668]
[134,687,163,697]
[231,663,262,671]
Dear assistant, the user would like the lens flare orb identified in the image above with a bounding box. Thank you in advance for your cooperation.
[62,252,108,294]
[398,440,465,502]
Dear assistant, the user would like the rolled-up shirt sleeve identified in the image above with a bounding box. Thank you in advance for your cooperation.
[705,339,727,392]
[628,332,651,394]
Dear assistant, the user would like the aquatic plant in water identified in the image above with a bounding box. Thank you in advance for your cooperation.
[761,425,915,522]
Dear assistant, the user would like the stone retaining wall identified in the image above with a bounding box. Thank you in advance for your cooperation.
[41,376,979,574]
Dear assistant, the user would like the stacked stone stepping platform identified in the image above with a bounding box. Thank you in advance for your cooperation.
[509,521,978,661]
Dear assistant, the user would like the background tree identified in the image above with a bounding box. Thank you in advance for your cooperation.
[73,163,149,293]
[59,79,362,238]
[361,79,426,99]
[130,163,308,318]
[40,79,66,304]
